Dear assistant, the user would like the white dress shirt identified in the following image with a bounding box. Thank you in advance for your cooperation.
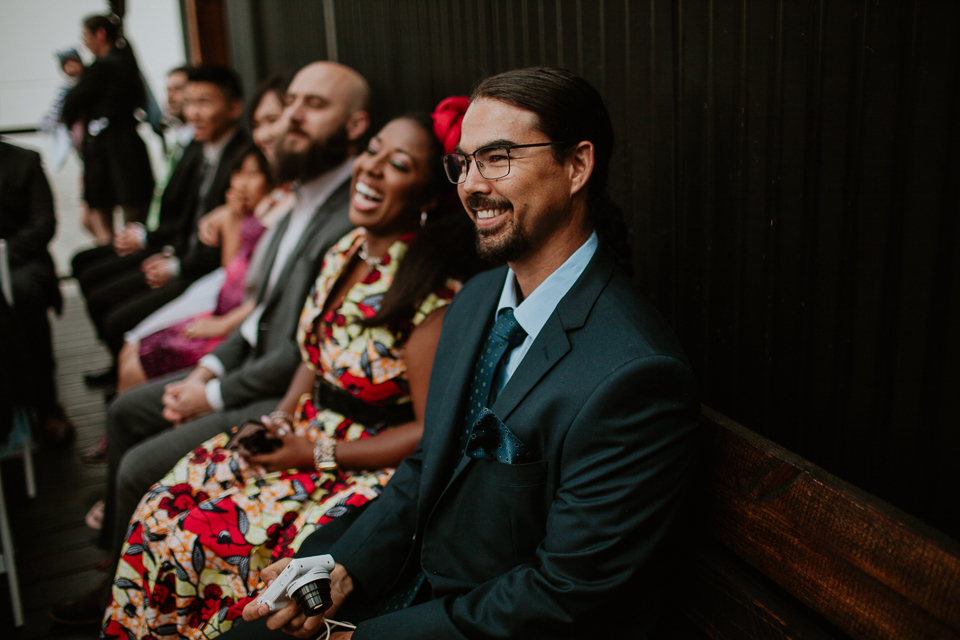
[198,157,355,410]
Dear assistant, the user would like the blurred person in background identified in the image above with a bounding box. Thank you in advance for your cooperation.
[61,13,154,245]
[71,66,248,389]
[144,66,196,231]
[0,140,75,446]
[39,47,84,172]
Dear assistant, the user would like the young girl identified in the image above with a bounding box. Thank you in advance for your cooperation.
[117,145,274,390]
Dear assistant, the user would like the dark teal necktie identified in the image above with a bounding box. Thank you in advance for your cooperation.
[460,308,527,454]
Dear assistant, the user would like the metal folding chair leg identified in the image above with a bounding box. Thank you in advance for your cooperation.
[23,436,36,499]
[0,470,25,627]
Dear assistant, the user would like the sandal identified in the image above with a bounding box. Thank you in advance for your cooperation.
[81,436,108,466]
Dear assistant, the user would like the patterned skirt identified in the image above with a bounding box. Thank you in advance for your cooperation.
[101,404,393,640]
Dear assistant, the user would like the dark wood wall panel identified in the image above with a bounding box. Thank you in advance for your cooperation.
[222,0,960,539]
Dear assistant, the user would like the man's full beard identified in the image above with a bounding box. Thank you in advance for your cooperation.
[274,123,351,183]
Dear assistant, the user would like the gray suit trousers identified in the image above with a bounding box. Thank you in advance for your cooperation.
[102,370,279,557]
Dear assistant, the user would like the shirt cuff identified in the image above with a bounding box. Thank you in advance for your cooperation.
[198,354,225,378]
[204,379,225,412]
[130,222,147,248]
[167,257,181,278]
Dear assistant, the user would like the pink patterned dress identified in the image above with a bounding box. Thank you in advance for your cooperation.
[138,214,266,378]
[101,228,460,640]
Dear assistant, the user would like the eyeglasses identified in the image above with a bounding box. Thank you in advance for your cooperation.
[442,141,569,184]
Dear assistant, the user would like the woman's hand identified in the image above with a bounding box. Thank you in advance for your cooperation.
[182,317,230,339]
[244,415,318,472]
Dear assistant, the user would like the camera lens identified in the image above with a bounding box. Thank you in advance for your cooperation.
[292,579,332,617]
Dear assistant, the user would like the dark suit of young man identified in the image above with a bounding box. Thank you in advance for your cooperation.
[73,130,248,356]
[234,67,701,639]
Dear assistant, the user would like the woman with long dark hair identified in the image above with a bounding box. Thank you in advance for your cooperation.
[62,13,155,244]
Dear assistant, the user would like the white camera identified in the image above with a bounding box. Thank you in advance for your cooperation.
[255,555,335,617]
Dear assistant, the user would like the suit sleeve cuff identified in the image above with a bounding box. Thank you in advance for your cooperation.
[204,379,225,412]
[198,355,225,377]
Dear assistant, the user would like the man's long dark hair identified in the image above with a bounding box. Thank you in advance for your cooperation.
[362,113,487,328]
[471,67,633,276]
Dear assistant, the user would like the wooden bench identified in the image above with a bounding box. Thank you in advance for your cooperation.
[656,406,960,639]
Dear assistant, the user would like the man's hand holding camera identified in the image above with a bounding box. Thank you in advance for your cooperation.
[243,557,355,639]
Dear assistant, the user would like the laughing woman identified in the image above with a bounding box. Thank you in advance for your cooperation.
[101,97,479,640]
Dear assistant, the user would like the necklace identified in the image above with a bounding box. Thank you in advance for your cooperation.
[357,240,381,269]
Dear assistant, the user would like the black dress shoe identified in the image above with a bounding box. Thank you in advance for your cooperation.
[50,580,107,625]
[84,368,116,387]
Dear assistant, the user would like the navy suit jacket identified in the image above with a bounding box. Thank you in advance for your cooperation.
[330,245,702,638]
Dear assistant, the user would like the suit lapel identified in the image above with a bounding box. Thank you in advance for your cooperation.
[165,143,202,220]
[490,317,570,425]
[253,212,292,303]
[198,131,247,218]
[433,246,617,492]
[420,270,503,511]
[260,177,351,312]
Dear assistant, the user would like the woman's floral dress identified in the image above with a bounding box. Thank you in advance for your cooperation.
[101,228,460,640]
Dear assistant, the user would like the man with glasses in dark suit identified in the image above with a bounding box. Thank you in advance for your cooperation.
[235,67,701,640]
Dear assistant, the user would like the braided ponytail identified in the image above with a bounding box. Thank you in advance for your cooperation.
[590,191,634,278]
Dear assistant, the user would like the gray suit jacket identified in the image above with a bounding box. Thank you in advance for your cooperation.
[209,178,354,408]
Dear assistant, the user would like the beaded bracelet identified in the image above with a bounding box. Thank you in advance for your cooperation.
[313,438,338,472]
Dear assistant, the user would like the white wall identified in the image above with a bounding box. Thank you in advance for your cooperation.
[0,0,185,130]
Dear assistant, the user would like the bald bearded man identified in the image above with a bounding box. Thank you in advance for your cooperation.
[52,62,371,625]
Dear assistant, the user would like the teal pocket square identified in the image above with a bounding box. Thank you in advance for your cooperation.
[465,408,537,464]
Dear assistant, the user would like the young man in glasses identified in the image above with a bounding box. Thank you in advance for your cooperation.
[234,66,702,639]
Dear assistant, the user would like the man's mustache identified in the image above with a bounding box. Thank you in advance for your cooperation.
[465,194,512,212]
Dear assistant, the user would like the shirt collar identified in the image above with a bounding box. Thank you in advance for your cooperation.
[496,231,599,341]
[293,157,355,214]
[202,126,236,166]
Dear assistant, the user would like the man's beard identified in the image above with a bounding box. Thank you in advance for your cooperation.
[466,194,530,263]
[274,123,351,183]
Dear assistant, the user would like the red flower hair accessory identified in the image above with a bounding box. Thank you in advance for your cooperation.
[432,96,470,154]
